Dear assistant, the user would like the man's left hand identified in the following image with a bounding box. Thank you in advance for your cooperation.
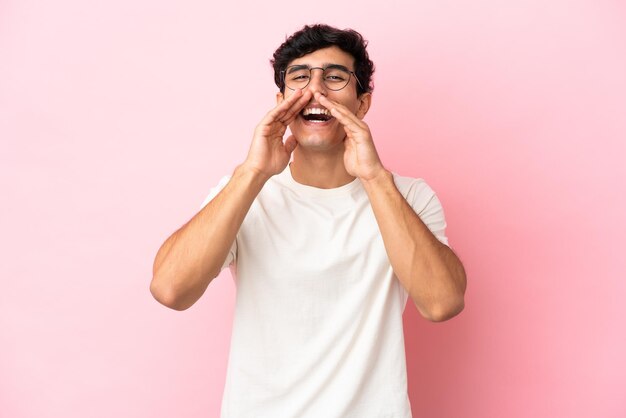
[316,93,386,181]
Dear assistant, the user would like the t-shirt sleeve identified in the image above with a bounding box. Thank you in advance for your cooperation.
[394,175,450,247]
[200,175,237,271]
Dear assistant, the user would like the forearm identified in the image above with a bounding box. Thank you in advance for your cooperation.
[362,170,466,321]
[150,164,269,310]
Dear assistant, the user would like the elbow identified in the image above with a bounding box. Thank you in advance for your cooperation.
[418,292,465,322]
[415,272,467,322]
[424,298,465,322]
[426,265,467,322]
[150,260,218,311]
[150,277,193,311]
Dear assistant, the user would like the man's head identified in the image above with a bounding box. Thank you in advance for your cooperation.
[271,25,375,151]
[271,24,375,97]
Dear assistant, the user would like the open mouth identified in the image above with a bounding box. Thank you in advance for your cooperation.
[300,107,333,123]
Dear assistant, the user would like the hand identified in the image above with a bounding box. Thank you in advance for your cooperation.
[242,89,312,178]
[316,93,386,181]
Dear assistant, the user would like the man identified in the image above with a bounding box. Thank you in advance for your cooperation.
[151,24,466,418]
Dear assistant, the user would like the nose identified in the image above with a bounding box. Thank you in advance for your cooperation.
[306,68,328,96]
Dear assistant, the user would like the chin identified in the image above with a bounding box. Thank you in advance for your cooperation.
[294,134,345,150]
[291,118,345,150]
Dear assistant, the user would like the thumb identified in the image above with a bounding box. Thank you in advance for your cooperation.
[284,135,298,155]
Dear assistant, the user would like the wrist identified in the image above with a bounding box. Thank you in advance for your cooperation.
[235,163,273,186]
[360,167,393,192]
[360,166,392,186]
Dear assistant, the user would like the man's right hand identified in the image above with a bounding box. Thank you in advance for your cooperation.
[150,89,312,311]
[242,89,312,178]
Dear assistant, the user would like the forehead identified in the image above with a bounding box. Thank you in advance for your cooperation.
[288,46,355,68]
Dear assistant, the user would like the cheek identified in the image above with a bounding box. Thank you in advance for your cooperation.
[330,93,359,112]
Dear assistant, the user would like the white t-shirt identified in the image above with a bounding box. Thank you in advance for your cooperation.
[202,166,449,418]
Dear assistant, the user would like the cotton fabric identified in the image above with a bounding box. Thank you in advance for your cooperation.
[202,166,449,418]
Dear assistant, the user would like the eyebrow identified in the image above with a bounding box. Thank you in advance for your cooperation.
[286,64,309,74]
[286,63,352,73]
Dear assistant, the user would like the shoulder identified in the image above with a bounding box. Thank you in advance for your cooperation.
[392,173,430,194]
[392,172,449,245]
[391,173,438,212]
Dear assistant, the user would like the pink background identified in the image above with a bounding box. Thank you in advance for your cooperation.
[2,0,625,417]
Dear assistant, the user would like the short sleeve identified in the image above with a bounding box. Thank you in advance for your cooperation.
[200,175,237,270]
[393,174,449,247]
[417,192,449,246]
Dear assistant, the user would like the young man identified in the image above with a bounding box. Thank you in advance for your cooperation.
[151,24,466,417]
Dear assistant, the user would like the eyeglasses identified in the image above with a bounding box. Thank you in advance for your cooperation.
[281,64,363,92]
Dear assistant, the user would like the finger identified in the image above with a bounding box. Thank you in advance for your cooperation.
[316,94,367,131]
[317,93,356,122]
[280,90,313,124]
[271,89,313,124]
[320,104,367,137]
[263,89,304,124]
[315,92,340,111]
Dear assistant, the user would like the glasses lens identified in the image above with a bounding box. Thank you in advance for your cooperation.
[284,67,311,90]
[323,67,351,91]
[283,66,353,91]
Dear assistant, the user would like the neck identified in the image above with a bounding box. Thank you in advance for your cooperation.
[290,146,355,189]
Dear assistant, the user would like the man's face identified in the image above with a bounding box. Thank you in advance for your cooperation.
[277,46,371,151]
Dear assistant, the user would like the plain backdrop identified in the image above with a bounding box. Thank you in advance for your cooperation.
[1,0,625,417]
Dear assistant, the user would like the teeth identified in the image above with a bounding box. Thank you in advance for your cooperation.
[302,107,331,116]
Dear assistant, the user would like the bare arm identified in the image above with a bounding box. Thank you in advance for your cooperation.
[317,92,466,322]
[150,89,312,310]
[361,171,466,322]
[150,166,268,310]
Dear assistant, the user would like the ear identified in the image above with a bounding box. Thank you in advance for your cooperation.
[276,91,284,105]
[356,92,372,119]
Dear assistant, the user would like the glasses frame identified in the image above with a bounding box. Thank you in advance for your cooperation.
[281,64,364,92]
